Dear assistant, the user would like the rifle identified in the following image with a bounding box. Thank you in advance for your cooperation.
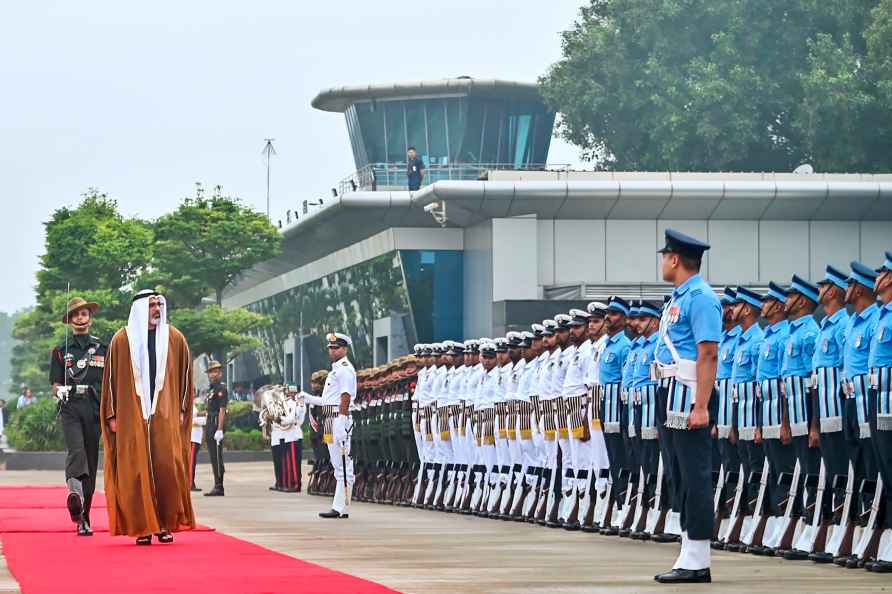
[594,468,614,530]
[720,467,749,547]
[715,467,742,544]
[740,457,771,548]
[790,463,830,556]
[630,471,652,537]
[712,467,727,539]
[624,468,647,535]
[644,456,667,536]
[850,476,884,563]
[764,463,802,551]
[822,467,856,560]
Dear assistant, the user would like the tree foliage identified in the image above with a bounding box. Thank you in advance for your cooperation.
[153,184,281,306]
[12,186,282,395]
[540,0,892,172]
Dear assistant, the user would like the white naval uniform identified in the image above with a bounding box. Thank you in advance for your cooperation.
[191,403,206,445]
[586,335,611,491]
[304,356,357,514]
[493,362,514,485]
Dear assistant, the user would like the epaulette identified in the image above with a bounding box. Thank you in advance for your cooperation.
[341,360,350,367]
[690,288,703,297]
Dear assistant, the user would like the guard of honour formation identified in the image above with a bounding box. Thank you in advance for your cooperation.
[52,229,892,585]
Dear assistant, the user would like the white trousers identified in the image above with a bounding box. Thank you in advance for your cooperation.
[327,438,354,514]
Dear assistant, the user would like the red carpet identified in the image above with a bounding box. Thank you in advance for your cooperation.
[0,486,106,509]
[0,486,401,594]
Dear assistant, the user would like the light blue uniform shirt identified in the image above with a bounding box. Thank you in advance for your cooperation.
[781,315,819,378]
[844,303,880,379]
[633,333,659,389]
[718,325,742,381]
[731,324,764,385]
[622,337,643,392]
[869,301,892,369]
[661,274,722,426]
[756,320,789,382]
[599,332,631,385]
[812,309,849,370]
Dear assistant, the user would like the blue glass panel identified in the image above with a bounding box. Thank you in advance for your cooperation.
[400,250,463,342]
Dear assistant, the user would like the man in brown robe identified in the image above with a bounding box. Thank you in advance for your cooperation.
[101,289,196,545]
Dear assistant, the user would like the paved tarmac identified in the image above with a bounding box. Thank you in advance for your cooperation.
[1,461,890,593]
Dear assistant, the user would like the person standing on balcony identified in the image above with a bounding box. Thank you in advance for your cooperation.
[407,147,425,191]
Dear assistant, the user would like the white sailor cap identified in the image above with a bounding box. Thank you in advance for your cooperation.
[479,341,498,357]
[326,332,353,348]
[530,323,546,338]
[568,308,590,326]
[520,331,535,347]
[554,313,572,330]
[463,339,480,353]
[506,331,524,348]
[541,320,557,336]
[493,337,510,353]
[586,301,608,317]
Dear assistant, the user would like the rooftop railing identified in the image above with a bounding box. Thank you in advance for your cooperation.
[337,162,563,195]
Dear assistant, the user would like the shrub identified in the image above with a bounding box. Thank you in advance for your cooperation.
[223,428,267,451]
[7,398,66,451]
[225,400,259,432]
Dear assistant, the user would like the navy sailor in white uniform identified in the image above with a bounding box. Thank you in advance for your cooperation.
[653,229,722,584]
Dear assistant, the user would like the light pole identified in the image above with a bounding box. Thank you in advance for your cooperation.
[262,138,276,220]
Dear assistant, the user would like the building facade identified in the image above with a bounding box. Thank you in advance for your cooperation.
[224,78,892,388]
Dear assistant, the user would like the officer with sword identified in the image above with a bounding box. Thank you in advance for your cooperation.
[304,332,358,519]
[50,296,107,536]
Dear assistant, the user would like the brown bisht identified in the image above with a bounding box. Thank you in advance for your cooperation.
[100,318,196,537]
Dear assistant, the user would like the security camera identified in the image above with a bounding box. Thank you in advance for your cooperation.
[423,200,447,227]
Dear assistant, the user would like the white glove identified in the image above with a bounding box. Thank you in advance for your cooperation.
[332,416,349,445]
[55,386,71,402]
[214,429,224,443]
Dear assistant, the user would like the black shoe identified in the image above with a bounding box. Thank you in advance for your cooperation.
[834,554,854,567]
[783,549,811,560]
[136,536,152,546]
[564,521,581,531]
[654,568,712,584]
[846,556,863,569]
[809,551,834,563]
[711,540,725,550]
[191,485,202,492]
[869,560,892,573]
[77,520,92,537]
[749,545,769,556]
[618,528,632,538]
[269,485,281,491]
[318,509,349,519]
[66,492,83,524]
[204,488,224,497]
[600,526,619,536]
[651,533,680,543]
[156,531,174,544]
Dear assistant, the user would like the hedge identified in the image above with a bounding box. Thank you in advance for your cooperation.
[6,399,66,451]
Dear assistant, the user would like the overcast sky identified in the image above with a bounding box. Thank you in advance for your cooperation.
[1,1,586,313]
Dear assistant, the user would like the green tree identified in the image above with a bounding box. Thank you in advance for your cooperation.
[540,0,892,172]
[11,192,151,396]
[153,184,281,306]
[170,305,270,361]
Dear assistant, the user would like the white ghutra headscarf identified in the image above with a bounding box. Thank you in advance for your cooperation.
[127,290,170,420]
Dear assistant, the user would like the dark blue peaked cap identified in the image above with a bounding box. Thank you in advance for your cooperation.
[849,261,878,290]
[607,296,630,315]
[790,275,819,303]
[721,287,737,305]
[817,265,848,290]
[658,228,711,259]
[766,282,788,302]
[736,286,763,309]
[638,301,662,318]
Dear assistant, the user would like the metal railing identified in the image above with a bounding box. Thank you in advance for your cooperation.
[337,162,561,195]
